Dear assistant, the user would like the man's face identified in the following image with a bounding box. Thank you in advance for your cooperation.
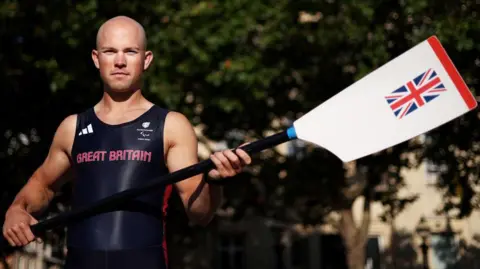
[92,23,153,92]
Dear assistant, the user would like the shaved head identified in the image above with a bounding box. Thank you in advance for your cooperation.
[96,16,147,50]
[92,16,153,93]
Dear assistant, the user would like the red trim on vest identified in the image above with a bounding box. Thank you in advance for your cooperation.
[162,185,173,267]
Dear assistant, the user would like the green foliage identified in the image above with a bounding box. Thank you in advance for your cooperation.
[0,0,478,266]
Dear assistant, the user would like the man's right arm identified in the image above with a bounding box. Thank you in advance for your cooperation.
[3,114,76,246]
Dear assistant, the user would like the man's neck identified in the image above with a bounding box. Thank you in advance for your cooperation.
[98,89,149,113]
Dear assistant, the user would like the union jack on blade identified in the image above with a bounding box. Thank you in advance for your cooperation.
[385,68,447,119]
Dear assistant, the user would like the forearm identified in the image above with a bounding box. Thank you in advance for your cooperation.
[9,172,54,215]
[184,178,223,226]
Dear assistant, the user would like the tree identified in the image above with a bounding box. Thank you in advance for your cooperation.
[0,1,477,269]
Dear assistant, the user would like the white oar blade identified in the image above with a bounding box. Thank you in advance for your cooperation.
[293,36,477,162]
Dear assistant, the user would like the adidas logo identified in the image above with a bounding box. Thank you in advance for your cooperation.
[78,124,94,136]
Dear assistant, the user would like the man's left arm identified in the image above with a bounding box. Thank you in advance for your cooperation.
[163,112,251,226]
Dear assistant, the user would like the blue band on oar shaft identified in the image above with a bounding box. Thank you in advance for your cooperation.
[287,126,297,139]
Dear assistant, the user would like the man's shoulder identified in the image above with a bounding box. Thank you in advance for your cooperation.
[49,114,78,152]
[164,110,197,143]
[59,114,78,130]
[164,110,193,129]
[54,114,78,140]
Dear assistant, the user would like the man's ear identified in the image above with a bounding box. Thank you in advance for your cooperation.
[92,49,100,69]
[143,50,154,70]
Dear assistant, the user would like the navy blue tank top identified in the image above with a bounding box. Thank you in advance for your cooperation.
[68,105,172,251]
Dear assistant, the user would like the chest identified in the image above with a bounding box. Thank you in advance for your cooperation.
[72,120,164,166]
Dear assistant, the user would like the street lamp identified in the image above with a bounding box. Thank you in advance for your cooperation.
[415,216,431,269]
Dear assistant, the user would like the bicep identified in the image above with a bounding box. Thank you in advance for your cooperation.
[35,115,76,189]
[164,112,203,197]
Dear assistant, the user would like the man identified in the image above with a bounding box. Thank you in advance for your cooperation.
[2,16,252,269]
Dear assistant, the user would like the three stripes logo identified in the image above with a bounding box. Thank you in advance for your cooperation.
[78,124,94,136]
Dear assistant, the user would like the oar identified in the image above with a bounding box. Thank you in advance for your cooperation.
[1,35,477,251]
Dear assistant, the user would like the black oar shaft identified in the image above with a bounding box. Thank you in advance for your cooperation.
[1,129,293,252]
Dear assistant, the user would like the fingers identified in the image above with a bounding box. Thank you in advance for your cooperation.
[208,169,221,179]
[210,152,234,177]
[235,148,252,166]
[29,218,42,244]
[6,237,16,247]
[30,217,38,226]
[224,150,242,172]
[12,223,30,246]
[209,147,252,179]
[3,229,17,247]
[3,208,38,247]
[6,225,22,246]
[3,221,36,247]
[21,222,35,242]
[15,223,31,245]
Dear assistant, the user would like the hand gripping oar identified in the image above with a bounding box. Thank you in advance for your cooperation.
[1,35,477,251]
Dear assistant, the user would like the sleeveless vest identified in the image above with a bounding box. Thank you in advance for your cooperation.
[68,105,172,251]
